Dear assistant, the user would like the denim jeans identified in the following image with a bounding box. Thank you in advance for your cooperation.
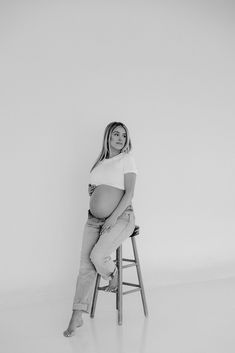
[72,205,136,313]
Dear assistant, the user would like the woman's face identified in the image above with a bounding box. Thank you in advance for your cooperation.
[110,126,127,152]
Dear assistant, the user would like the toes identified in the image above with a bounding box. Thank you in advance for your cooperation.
[105,286,117,292]
[63,330,75,337]
[63,330,74,337]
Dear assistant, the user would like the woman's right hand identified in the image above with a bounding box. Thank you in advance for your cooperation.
[88,184,96,196]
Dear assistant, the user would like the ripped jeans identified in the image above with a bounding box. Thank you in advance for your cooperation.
[72,205,136,313]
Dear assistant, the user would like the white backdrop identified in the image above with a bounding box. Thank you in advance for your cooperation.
[0,0,234,297]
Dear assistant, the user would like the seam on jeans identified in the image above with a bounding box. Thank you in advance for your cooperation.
[122,211,133,230]
[119,210,132,222]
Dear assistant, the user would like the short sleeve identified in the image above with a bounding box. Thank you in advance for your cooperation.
[123,153,138,175]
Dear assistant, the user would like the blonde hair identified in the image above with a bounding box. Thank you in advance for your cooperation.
[90,122,133,173]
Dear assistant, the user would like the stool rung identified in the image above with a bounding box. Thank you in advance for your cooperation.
[122,258,136,262]
[97,287,108,291]
[123,288,141,295]
[114,258,136,263]
[122,282,140,287]
[122,263,136,269]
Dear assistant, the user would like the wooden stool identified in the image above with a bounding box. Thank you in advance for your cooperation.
[90,225,148,325]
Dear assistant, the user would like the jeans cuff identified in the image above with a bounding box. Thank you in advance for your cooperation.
[101,273,112,281]
[72,303,89,313]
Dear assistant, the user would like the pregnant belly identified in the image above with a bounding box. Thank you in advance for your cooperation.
[89,184,125,218]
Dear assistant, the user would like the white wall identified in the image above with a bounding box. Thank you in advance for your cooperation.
[0,0,234,294]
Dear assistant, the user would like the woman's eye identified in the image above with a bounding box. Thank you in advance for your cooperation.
[114,133,126,137]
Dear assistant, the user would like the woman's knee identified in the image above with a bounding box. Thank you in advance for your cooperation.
[89,248,101,265]
[90,248,110,267]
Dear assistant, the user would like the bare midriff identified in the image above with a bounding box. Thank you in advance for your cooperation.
[89,184,125,218]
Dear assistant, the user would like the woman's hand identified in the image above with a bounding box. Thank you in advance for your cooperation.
[88,184,96,196]
[100,215,118,235]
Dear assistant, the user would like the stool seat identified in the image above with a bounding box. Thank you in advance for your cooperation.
[90,224,148,325]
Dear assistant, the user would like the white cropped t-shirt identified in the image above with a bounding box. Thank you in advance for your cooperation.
[89,152,138,190]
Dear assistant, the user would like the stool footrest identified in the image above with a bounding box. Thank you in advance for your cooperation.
[97,286,117,292]
[114,258,136,263]
[122,263,136,269]
[122,258,136,262]
[122,282,140,287]
[98,287,109,291]
[123,288,141,295]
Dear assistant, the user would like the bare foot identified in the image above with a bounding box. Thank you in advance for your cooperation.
[105,267,118,292]
[63,311,84,337]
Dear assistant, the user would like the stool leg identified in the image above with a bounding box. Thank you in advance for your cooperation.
[117,245,123,325]
[131,237,148,317]
[116,249,118,310]
[90,273,101,318]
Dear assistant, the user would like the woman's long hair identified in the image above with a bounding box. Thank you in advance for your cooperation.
[90,122,133,173]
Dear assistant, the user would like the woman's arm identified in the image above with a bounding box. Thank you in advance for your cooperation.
[110,173,136,219]
[99,173,136,235]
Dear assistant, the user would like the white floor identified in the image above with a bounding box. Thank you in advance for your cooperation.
[1,276,235,353]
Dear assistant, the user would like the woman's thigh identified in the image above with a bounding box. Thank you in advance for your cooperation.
[91,210,136,256]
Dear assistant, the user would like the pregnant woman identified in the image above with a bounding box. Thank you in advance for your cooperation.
[63,121,138,337]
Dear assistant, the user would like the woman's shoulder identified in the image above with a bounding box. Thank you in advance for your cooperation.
[122,151,136,160]
[122,151,138,173]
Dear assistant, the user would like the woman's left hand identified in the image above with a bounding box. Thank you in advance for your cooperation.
[100,215,118,235]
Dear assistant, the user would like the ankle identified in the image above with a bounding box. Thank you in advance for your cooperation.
[72,309,83,318]
[110,266,118,279]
